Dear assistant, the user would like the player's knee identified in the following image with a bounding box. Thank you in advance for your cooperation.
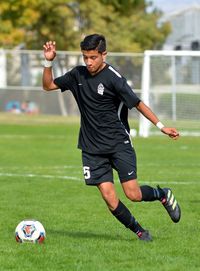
[125,189,142,202]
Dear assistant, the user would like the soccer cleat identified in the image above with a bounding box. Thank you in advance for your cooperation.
[160,187,181,223]
[137,230,152,242]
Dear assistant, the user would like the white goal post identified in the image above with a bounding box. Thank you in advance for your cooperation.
[139,50,200,137]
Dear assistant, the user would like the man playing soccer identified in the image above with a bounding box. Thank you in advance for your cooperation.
[42,34,181,241]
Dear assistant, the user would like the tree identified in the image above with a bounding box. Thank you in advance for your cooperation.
[79,0,170,51]
[0,0,81,50]
[0,0,170,52]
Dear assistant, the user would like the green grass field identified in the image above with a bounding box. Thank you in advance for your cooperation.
[0,113,200,271]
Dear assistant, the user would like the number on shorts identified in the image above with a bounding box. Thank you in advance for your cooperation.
[83,166,91,179]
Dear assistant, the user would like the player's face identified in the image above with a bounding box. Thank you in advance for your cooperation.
[82,50,107,75]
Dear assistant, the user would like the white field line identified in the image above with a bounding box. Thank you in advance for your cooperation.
[149,131,200,137]
[0,172,199,185]
[0,134,67,139]
[0,172,83,181]
[0,162,199,170]
[0,165,80,170]
[2,132,200,140]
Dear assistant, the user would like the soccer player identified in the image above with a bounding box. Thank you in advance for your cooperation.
[42,34,181,241]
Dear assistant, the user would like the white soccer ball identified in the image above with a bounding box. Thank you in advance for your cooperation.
[15,219,46,243]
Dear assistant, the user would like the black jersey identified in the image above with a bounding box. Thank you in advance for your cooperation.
[54,64,140,154]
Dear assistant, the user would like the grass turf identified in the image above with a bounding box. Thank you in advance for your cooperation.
[0,113,199,271]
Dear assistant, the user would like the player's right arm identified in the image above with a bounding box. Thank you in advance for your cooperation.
[42,41,59,91]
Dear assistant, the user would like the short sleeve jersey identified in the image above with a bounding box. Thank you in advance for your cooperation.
[54,64,140,154]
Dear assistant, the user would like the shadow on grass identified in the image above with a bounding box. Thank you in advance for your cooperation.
[48,229,131,242]
[189,200,200,203]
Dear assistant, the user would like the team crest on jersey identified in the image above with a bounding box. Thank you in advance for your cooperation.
[97,83,104,95]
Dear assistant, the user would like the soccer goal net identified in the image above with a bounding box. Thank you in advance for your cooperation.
[139,50,200,137]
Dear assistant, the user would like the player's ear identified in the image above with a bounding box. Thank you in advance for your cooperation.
[102,51,107,61]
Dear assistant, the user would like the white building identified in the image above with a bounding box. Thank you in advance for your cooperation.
[161,4,200,50]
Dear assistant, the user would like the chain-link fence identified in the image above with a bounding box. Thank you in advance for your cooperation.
[0,49,143,117]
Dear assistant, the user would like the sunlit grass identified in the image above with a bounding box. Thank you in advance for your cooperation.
[0,114,199,271]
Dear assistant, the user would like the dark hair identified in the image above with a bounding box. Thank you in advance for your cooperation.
[80,34,106,53]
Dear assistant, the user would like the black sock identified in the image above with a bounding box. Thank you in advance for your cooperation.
[140,185,165,201]
[111,200,144,234]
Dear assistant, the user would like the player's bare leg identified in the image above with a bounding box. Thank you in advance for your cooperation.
[121,179,181,223]
[121,179,142,201]
[97,182,119,210]
[97,182,152,241]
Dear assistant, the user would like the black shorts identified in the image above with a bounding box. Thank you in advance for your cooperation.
[82,147,137,185]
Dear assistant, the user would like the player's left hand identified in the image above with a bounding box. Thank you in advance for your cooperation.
[161,127,180,140]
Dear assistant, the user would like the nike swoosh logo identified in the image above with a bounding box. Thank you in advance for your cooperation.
[128,171,134,175]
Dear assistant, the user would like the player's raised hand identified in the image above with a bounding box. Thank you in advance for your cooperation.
[161,127,180,140]
[43,41,56,61]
